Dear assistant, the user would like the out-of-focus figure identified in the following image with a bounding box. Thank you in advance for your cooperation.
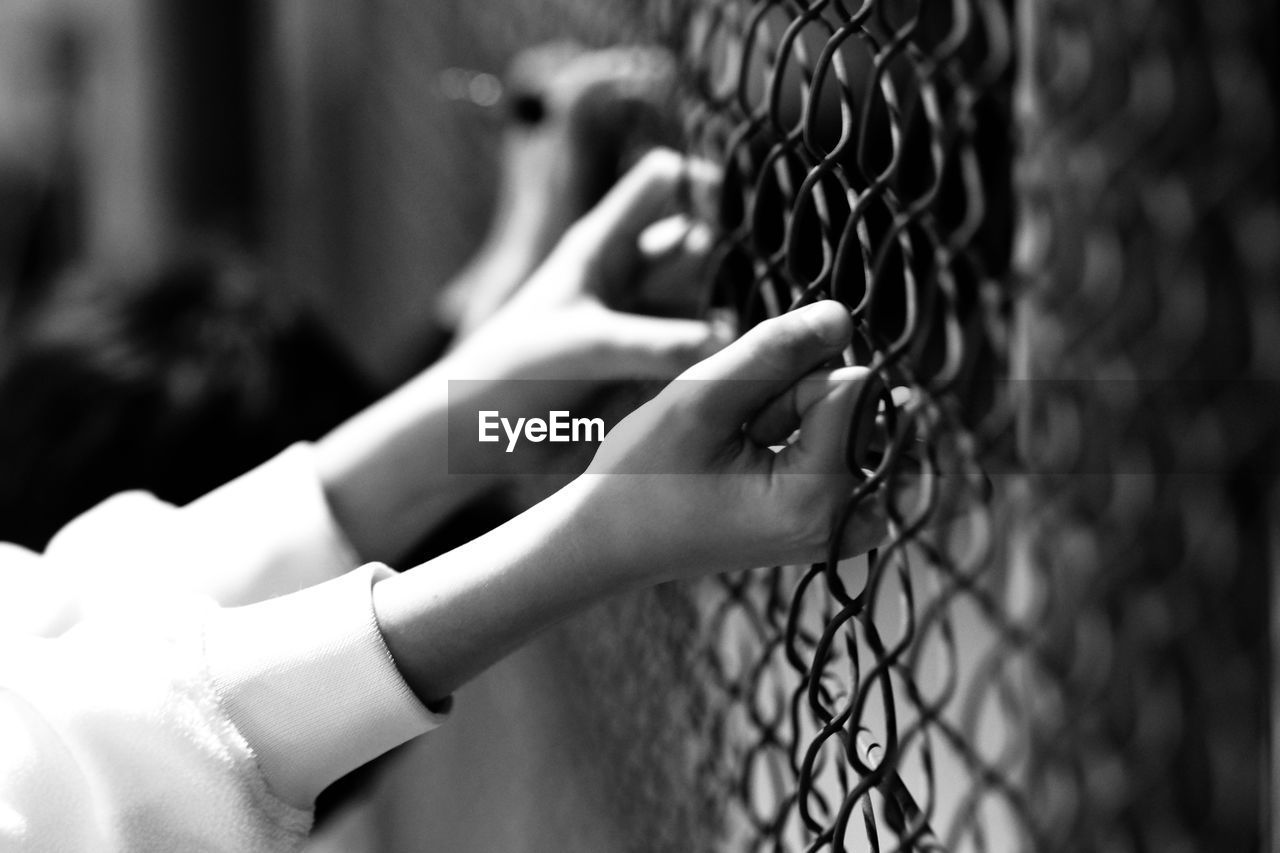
[0,244,376,549]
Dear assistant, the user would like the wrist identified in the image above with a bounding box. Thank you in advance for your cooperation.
[373,471,646,702]
[437,312,528,380]
[557,473,682,590]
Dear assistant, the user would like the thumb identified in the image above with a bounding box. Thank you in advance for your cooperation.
[681,301,852,429]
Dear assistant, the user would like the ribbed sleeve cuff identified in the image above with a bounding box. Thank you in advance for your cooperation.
[204,564,446,809]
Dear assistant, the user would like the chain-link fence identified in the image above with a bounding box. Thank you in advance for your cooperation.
[670,0,1277,850]
[674,1,1024,849]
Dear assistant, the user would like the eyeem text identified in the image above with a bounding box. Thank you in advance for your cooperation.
[478,410,606,453]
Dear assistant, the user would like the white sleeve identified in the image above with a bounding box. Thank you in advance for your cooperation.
[8,443,361,637]
[0,564,444,853]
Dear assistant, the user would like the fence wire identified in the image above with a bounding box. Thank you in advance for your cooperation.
[671,0,1277,850]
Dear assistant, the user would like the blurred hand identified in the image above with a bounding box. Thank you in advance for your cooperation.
[569,301,889,583]
[436,149,730,496]
[442,147,727,383]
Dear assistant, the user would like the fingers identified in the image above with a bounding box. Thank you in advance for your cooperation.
[680,301,853,430]
[833,497,890,558]
[758,370,888,561]
[631,215,716,315]
[637,214,714,261]
[775,374,890,559]
[773,365,866,475]
[566,149,720,284]
[745,366,871,447]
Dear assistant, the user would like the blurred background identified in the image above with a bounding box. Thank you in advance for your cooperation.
[0,0,670,546]
[0,0,666,383]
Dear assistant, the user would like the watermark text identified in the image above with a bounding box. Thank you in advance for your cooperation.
[478,410,606,453]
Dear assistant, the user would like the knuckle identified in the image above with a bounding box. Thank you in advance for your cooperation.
[742,330,803,376]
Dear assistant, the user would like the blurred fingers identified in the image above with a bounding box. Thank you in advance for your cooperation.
[630,215,717,315]
[565,149,720,285]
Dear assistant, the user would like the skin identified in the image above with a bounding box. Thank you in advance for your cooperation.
[372,303,886,705]
[315,150,887,706]
[315,149,729,564]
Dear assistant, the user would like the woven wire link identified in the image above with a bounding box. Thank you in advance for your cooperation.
[674,1,1027,849]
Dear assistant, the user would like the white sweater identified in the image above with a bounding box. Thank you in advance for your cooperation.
[0,445,445,852]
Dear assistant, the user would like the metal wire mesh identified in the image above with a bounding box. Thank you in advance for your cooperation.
[674,1,1022,849]
[673,0,1276,850]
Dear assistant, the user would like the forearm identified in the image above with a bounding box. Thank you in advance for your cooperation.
[370,476,637,705]
[314,364,501,564]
